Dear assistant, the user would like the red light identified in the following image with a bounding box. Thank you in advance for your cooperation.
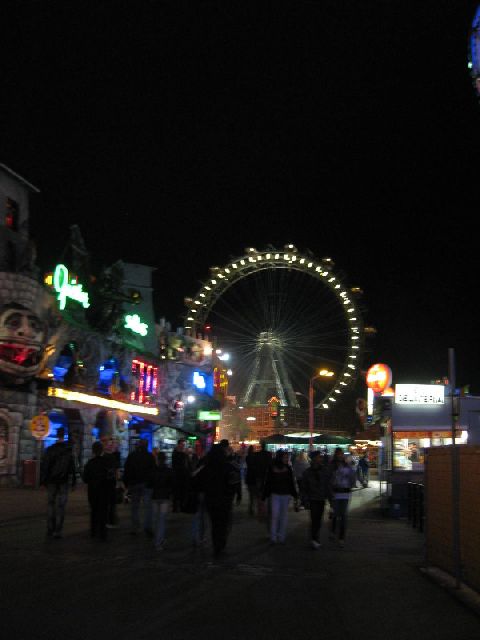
[366,364,392,394]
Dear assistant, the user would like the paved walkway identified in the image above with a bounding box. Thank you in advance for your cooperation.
[0,482,479,639]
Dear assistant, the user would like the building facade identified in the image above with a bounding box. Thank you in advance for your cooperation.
[0,165,222,485]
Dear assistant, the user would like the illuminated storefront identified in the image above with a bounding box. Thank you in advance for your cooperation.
[389,384,475,472]
[377,382,480,516]
[393,430,468,471]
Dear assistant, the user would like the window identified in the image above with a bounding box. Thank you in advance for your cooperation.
[393,430,469,470]
[5,198,19,231]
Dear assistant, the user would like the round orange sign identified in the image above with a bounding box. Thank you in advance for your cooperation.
[366,363,392,394]
[30,414,51,439]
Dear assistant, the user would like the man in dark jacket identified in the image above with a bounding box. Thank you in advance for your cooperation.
[40,426,76,538]
[171,438,190,512]
[302,451,332,549]
[253,441,272,519]
[123,439,156,535]
[102,437,121,528]
[196,444,241,558]
[149,451,173,551]
[82,441,110,540]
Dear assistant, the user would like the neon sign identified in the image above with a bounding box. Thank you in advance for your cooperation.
[197,410,221,421]
[48,386,159,415]
[124,313,148,336]
[53,264,90,310]
[193,371,206,390]
[130,359,158,404]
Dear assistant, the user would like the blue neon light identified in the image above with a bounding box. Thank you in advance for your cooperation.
[43,412,69,450]
[192,370,214,396]
[97,358,120,393]
[193,371,206,389]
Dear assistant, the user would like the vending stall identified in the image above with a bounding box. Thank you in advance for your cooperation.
[383,383,480,516]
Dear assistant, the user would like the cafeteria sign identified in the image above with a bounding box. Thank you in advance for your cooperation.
[395,384,445,405]
[30,414,51,439]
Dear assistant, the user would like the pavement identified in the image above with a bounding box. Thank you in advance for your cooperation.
[0,481,479,640]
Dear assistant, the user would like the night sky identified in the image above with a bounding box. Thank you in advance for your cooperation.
[2,2,479,391]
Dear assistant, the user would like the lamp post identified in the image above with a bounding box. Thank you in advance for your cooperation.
[308,369,334,449]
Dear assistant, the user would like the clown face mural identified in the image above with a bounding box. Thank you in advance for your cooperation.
[0,304,47,380]
[0,273,61,384]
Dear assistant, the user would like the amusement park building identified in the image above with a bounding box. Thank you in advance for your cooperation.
[0,164,225,486]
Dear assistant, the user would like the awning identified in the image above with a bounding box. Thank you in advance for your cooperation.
[263,433,354,445]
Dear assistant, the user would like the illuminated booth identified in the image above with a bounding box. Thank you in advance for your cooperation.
[378,383,480,515]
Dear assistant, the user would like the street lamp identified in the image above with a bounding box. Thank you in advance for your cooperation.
[308,369,334,449]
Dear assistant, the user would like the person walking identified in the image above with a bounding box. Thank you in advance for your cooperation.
[245,445,257,515]
[328,448,356,547]
[253,441,272,521]
[190,451,208,547]
[357,453,370,487]
[196,444,241,558]
[347,454,359,488]
[302,451,331,549]
[149,451,173,551]
[171,438,190,512]
[40,426,76,539]
[292,450,309,508]
[123,438,156,536]
[82,441,110,541]
[262,450,298,545]
[102,437,121,529]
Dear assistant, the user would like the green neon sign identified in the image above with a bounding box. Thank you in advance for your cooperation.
[124,313,148,337]
[53,264,90,310]
[197,410,221,421]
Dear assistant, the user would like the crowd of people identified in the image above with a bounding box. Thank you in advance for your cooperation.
[40,431,370,557]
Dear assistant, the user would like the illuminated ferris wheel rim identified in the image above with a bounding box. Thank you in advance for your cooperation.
[184,246,365,410]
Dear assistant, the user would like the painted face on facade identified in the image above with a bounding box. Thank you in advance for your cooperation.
[0,304,47,380]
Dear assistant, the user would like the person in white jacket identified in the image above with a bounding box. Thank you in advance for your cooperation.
[328,448,356,547]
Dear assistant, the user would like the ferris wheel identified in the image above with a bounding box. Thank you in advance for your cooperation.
[183,245,369,411]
